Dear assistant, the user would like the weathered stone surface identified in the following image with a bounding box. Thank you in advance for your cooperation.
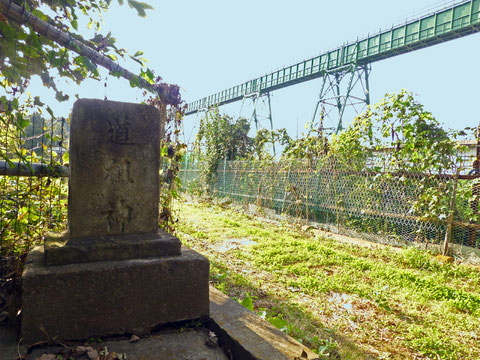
[22,246,210,344]
[208,287,319,360]
[45,98,177,265]
[27,329,229,360]
[14,285,322,359]
[44,230,181,266]
[69,99,161,239]
[0,323,26,360]
[21,99,211,346]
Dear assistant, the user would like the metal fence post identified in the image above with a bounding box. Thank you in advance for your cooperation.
[281,161,292,215]
[443,170,459,255]
[223,156,227,193]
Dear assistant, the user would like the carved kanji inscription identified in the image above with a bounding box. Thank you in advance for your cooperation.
[69,99,161,238]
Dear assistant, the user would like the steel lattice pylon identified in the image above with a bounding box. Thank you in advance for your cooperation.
[185,0,480,123]
[239,92,274,132]
[312,64,371,133]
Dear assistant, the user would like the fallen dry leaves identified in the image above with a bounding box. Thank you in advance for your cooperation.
[34,345,127,360]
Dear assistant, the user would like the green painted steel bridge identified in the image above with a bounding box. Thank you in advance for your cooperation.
[185,0,480,130]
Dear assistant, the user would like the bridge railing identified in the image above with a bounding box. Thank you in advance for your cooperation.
[186,0,480,114]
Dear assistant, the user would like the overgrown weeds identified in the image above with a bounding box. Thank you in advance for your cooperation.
[177,198,480,359]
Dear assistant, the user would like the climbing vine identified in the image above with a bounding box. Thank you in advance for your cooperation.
[338,90,467,223]
[189,90,474,246]
[1,0,185,260]
[193,108,253,192]
[147,96,186,234]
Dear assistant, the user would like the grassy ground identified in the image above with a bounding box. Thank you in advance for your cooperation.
[175,198,480,360]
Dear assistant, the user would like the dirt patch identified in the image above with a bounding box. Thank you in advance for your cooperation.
[214,238,256,253]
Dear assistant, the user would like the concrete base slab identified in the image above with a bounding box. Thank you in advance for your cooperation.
[207,287,318,360]
[44,230,181,266]
[6,286,319,360]
[0,324,21,360]
[21,246,209,344]
[28,328,229,360]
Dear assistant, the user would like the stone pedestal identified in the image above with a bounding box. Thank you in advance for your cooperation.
[21,99,210,343]
[44,230,181,266]
[22,246,209,343]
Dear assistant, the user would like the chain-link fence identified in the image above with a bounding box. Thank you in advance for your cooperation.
[180,157,480,257]
[0,114,68,264]
[0,0,161,264]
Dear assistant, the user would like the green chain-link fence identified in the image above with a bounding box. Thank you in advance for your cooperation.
[180,157,480,256]
[0,114,69,264]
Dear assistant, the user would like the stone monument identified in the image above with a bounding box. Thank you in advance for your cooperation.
[21,99,209,343]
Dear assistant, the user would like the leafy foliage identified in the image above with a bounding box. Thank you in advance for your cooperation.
[282,121,328,162]
[193,108,292,193]
[0,0,154,99]
[0,96,68,261]
[281,90,470,225]
[193,108,253,191]
[343,89,465,174]
[0,0,187,261]
[251,127,289,161]
[341,90,467,224]
[118,0,153,17]
[188,90,475,247]
[147,99,187,234]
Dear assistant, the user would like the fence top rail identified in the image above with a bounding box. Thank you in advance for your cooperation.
[0,161,68,177]
[183,161,480,180]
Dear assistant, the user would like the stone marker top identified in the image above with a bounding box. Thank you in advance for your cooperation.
[69,99,161,239]
[45,98,181,266]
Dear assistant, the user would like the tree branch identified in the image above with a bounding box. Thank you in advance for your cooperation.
[0,0,178,104]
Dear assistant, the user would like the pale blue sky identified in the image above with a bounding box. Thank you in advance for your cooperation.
[24,0,480,143]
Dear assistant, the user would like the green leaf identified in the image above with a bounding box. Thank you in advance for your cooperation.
[127,0,154,17]
[140,68,155,84]
[15,222,25,235]
[11,98,19,110]
[2,153,15,169]
[0,22,17,40]
[318,345,330,355]
[240,296,254,311]
[16,115,30,129]
[62,151,69,164]
[55,91,69,102]
[133,50,144,57]
[75,56,99,77]
[268,316,288,330]
[129,56,145,67]
[129,77,140,88]
[71,19,78,30]
[46,106,55,118]
[161,145,168,157]
[34,96,44,107]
